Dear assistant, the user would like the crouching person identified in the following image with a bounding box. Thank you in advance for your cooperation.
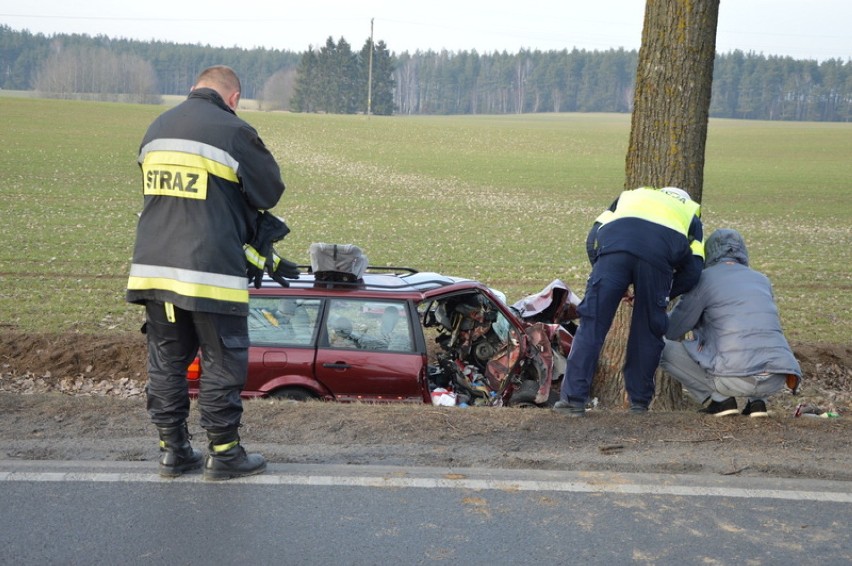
[660,229,801,417]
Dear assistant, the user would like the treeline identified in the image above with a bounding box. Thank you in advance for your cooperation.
[394,48,637,115]
[291,36,395,115]
[393,48,851,121]
[711,51,850,121]
[1,25,850,121]
[0,26,300,100]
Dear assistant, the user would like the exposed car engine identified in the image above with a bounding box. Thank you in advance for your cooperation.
[423,292,522,406]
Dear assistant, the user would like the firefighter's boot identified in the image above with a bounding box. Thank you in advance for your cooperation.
[203,429,267,481]
[156,423,203,478]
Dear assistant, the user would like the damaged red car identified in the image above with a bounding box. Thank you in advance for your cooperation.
[187,248,578,407]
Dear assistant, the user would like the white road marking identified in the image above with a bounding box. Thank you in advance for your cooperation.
[0,462,850,503]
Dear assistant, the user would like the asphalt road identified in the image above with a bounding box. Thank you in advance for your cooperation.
[1,461,850,565]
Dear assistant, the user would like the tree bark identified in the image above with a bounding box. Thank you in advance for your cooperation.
[594,0,720,410]
[590,292,631,408]
[625,0,719,200]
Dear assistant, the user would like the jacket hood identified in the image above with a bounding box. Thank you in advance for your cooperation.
[704,228,749,268]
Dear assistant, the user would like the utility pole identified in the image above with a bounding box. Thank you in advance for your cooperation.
[367,17,374,117]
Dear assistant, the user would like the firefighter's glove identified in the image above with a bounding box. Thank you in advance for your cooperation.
[246,212,292,288]
[267,252,300,288]
[250,212,291,271]
[245,244,267,289]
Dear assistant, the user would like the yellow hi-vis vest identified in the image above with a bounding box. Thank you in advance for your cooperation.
[596,188,704,259]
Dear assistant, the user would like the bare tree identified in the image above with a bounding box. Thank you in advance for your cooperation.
[35,45,160,104]
[259,68,297,111]
[591,0,720,410]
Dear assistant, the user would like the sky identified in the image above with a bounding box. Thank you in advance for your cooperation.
[1,1,850,62]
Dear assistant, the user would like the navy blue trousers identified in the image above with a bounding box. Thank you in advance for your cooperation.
[560,252,672,407]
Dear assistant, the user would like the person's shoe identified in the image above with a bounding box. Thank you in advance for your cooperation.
[552,399,586,417]
[698,397,739,417]
[629,403,649,415]
[742,399,769,418]
[203,429,267,481]
[156,423,203,478]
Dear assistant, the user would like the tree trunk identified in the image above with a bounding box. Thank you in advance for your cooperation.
[590,291,631,408]
[625,0,719,200]
[595,0,720,410]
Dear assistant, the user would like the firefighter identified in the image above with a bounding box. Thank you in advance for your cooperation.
[554,187,704,416]
[127,65,295,479]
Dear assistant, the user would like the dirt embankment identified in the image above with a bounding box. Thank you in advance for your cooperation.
[1,331,850,481]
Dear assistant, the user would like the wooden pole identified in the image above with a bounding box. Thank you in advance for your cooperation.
[367,17,374,117]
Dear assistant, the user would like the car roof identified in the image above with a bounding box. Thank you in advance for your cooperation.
[251,269,489,301]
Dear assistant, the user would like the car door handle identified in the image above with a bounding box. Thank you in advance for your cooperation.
[323,362,351,369]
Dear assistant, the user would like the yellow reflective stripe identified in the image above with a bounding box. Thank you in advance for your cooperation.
[129,276,248,303]
[138,138,240,182]
[129,264,248,303]
[244,244,266,269]
[130,264,245,289]
[142,150,238,183]
[604,188,698,236]
[164,301,176,322]
[212,440,239,453]
[692,239,706,259]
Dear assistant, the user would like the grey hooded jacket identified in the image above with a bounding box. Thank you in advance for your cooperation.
[666,229,802,378]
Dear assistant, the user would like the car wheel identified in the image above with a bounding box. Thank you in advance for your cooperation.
[269,387,318,402]
[509,380,542,408]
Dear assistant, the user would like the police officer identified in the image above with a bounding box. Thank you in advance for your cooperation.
[554,187,704,416]
[127,65,287,479]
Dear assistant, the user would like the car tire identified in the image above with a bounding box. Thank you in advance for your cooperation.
[269,387,318,402]
[509,380,542,408]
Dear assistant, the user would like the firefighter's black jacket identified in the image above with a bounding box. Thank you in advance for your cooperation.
[127,88,285,315]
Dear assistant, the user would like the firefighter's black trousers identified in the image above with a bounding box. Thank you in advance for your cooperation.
[144,301,249,431]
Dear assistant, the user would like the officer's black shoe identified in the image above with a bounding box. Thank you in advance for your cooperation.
[552,399,586,417]
[203,430,267,481]
[156,423,203,478]
[629,403,649,415]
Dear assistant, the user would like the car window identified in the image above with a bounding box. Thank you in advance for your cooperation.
[325,299,414,352]
[248,297,320,347]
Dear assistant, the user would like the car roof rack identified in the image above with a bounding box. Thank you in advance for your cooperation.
[285,265,473,292]
[299,264,419,275]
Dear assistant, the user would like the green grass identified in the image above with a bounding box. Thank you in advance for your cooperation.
[1,97,849,343]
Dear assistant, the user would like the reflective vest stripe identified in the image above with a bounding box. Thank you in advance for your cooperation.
[139,139,240,182]
[691,239,705,257]
[128,264,248,303]
[600,188,704,259]
[595,209,615,224]
[604,188,699,234]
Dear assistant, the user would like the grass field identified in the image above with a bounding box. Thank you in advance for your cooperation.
[0,97,849,343]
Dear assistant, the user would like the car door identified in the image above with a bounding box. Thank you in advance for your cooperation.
[314,298,426,402]
[245,297,322,396]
